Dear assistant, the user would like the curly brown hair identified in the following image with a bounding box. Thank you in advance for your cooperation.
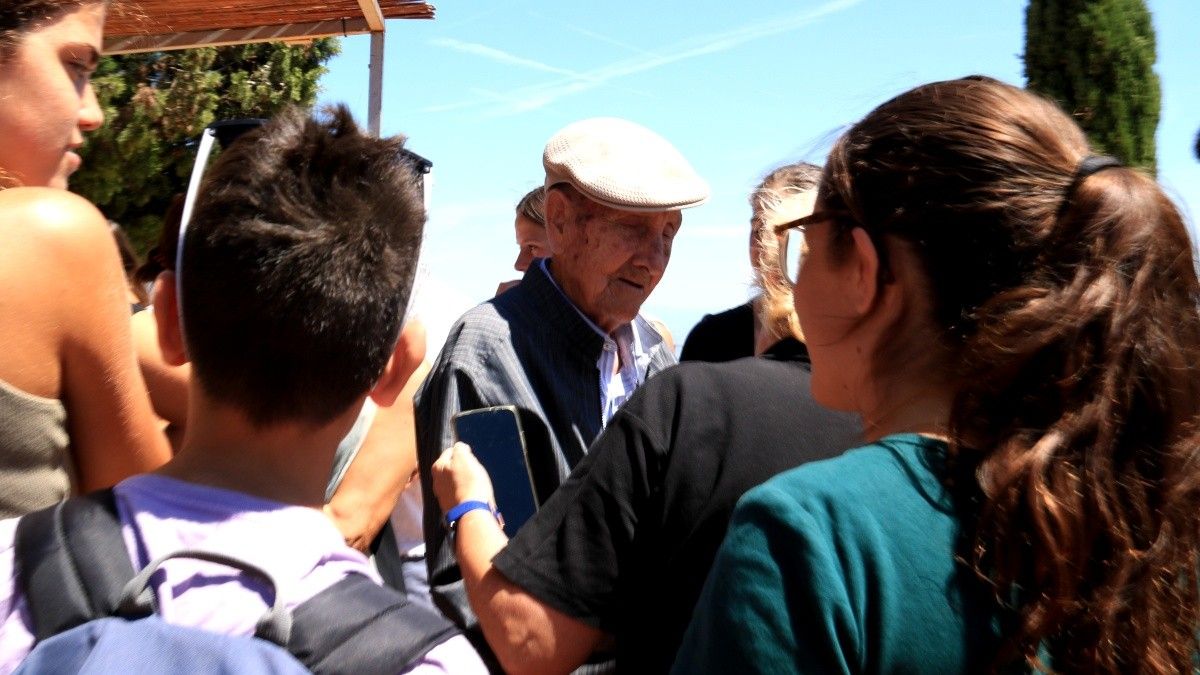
[820,76,1200,672]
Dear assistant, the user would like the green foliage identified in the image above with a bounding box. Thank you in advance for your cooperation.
[71,39,340,253]
[1024,0,1160,172]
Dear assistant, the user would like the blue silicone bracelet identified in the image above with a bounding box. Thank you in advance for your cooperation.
[445,500,500,530]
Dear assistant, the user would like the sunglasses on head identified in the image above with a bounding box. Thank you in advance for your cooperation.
[174,119,267,328]
[173,117,433,335]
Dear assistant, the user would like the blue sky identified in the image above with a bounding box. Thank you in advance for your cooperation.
[318,0,1200,351]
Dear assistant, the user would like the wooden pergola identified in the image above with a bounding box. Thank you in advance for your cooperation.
[103,1,436,134]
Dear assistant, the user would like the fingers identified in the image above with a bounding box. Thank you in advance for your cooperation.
[434,441,471,471]
[431,442,496,512]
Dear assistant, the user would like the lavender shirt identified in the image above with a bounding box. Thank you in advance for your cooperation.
[0,474,486,674]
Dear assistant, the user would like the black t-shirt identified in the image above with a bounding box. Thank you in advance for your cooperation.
[492,344,861,673]
[678,302,755,362]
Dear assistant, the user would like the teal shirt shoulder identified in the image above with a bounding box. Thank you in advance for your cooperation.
[672,434,1002,674]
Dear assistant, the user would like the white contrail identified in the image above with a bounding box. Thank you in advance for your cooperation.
[421,0,867,116]
[428,37,582,77]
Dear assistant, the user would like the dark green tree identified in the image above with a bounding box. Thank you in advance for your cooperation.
[1024,0,1160,172]
[72,39,340,252]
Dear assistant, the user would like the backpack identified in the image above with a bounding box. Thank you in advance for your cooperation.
[14,490,462,674]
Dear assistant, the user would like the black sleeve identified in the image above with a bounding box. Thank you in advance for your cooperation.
[491,381,673,632]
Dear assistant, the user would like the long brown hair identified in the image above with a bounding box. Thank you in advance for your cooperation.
[821,76,1200,672]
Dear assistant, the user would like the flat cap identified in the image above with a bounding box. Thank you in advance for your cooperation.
[543,117,709,212]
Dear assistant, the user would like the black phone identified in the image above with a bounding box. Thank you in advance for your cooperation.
[453,406,540,536]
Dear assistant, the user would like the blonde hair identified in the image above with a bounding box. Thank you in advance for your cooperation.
[515,186,546,227]
[750,162,821,344]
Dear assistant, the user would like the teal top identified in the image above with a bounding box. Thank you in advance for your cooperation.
[672,434,1003,674]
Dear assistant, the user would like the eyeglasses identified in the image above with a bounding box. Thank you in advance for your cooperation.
[773,209,898,287]
[772,210,838,285]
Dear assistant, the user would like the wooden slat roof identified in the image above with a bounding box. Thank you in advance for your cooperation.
[105,0,434,54]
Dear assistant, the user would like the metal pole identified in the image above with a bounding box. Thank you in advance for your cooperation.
[368,30,385,137]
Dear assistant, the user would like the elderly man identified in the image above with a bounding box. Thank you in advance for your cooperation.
[415,117,707,659]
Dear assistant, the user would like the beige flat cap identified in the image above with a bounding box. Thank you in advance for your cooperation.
[543,117,709,212]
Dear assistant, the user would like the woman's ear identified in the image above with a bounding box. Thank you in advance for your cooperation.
[848,227,882,316]
[369,319,427,407]
[152,272,189,366]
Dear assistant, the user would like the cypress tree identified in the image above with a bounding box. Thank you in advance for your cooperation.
[71,40,340,252]
[1024,0,1160,172]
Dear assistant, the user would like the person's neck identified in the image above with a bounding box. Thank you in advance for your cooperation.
[156,395,361,508]
[859,379,953,444]
[545,259,622,335]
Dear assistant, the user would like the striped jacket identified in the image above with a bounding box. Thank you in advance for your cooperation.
[414,261,675,664]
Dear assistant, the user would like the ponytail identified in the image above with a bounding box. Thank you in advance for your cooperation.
[954,164,1200,672]
[825,76,1200,672]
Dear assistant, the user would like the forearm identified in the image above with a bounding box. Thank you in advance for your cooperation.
[328,361,428,550]
[453,512,601,675]
[326,404,414,551]
[324,472,403,553]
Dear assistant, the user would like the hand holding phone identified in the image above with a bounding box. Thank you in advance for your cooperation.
[430,442,497,514]
[450,406,540,537]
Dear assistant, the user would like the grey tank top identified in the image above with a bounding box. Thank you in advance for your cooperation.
[0,377,72,519]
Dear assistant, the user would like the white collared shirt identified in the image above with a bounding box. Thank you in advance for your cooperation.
[540,260,653,426]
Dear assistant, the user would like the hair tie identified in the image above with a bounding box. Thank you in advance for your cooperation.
[1060,155,1122,216]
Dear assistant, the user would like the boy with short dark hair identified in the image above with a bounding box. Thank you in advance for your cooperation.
[0,106,486,674]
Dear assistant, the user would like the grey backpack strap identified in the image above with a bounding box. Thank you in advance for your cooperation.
[14,489,139,641]
[17,490,455,672]
[116,548,294,646]
[288,574,461,675]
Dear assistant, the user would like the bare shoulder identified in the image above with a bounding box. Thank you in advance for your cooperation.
[0,188,114,266]
[0,188,122,314]
[1,187,108,241]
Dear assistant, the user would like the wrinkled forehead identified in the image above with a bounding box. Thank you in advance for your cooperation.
[582,198,683,229]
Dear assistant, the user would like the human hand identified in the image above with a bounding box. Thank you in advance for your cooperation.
[431,442,496,513]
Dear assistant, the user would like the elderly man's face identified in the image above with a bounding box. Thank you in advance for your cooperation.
[547,189,681,334]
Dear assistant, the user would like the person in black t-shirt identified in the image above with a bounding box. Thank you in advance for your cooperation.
[677,300,754,362]
[680,162,821,362]
[429,178,861,674]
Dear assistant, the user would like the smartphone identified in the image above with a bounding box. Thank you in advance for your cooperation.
[453,406,540,536]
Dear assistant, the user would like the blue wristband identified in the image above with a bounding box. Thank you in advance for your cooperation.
[445,500,503,530]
